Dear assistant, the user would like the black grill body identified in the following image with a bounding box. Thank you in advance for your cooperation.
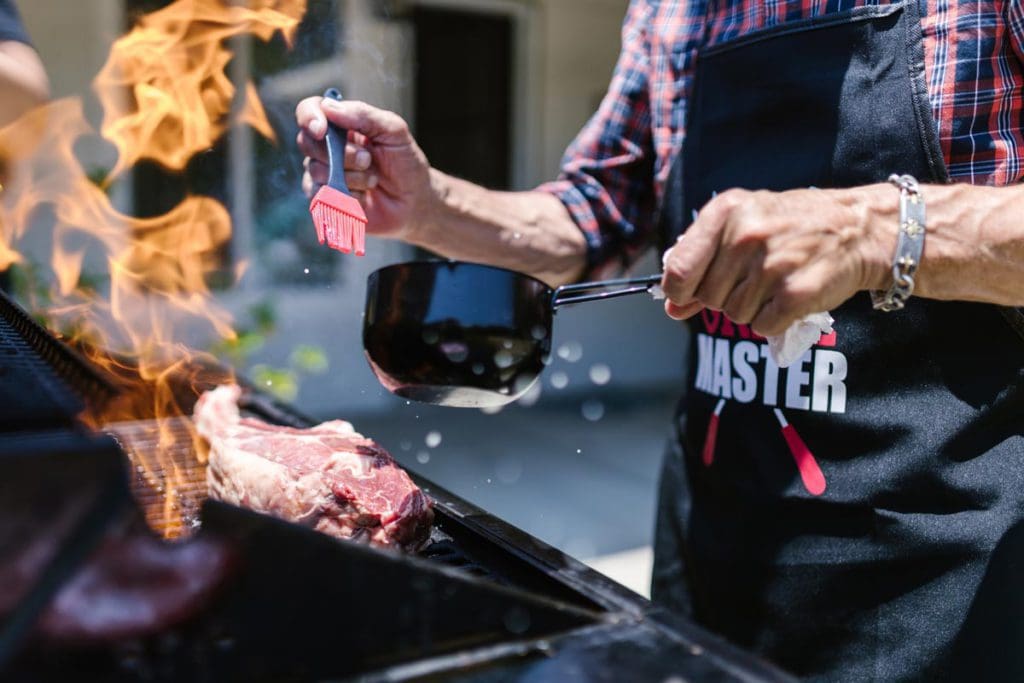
[0,289,793,682]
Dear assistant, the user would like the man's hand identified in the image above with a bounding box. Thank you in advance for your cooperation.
[296,96,435,241]
[660,186,895,336]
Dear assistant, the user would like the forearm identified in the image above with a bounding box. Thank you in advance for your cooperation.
[857,182,1024,305]
[0,41,48,128]
[409,169,588,287]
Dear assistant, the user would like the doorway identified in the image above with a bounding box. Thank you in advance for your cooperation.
[412,6,513,191]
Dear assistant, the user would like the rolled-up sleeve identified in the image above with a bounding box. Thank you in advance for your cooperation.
[0,1,31,44]
[538,0,656,277]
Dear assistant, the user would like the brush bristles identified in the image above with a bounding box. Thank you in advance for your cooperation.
[309,186,368,256]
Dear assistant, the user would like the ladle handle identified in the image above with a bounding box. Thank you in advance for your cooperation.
[552,274,663,309]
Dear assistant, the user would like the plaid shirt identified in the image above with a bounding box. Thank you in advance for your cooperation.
[542,0,1024,274]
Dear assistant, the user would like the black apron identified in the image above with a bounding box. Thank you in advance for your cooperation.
[650,2,1024,680]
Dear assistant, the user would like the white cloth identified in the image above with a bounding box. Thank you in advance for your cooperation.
[766,311,834,368]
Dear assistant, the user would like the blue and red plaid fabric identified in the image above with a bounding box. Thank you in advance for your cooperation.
[541,0,1024,274]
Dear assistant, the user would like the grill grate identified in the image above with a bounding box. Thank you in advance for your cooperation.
[106,417,206,539]
[106,411,504,582]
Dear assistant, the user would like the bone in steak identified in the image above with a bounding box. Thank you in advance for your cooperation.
[194,385,432,550]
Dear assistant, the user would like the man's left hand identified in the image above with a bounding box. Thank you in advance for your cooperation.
[660,186,894,336]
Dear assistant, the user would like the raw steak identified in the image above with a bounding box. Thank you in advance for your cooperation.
[194,385,432,550]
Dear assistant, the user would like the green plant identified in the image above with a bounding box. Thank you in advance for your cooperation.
[210,299,328,402]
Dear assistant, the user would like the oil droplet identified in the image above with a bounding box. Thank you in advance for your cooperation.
[582,399,605,422]
[496,458,523,484]
[303,267,310,274]
[494,349,514,368]
[557,341,583,363]
[550,371,569,390]
[416,451,431,464]
[472,362,485,375]
[516,380,542,407]
[440,341,469,363]
[589,363,612,385]
[425,431,442,448]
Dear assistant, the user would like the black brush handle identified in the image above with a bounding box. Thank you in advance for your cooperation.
[322,88,351,194]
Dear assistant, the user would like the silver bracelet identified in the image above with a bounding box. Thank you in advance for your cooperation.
[871,174,926,312]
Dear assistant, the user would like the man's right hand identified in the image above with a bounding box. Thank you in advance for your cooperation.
[295,96,434,241]
[296,95,586,286]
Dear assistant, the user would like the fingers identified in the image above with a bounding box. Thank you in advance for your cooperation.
[661,190,744,311]
[296,96,327,138]
[296,129,325,162]
[302,172,316,198]
[300,137,375,198]
[296,96,411,143]
[692,248,744,312]
[342,170,379,191]
[750,264,835,336]
[751,296,795,338]
[318,98,413,144]
[665,299,704,321]
[303,149,375,180]
[661,192,741,304]
[720,276,764,324]
[297,133,372,169]
[302,159,378,198]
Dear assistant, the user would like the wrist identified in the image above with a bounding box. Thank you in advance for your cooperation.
[404,167,449,246]
[850,182,901,292]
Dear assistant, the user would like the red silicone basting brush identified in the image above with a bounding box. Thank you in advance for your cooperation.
[309,88,367,256]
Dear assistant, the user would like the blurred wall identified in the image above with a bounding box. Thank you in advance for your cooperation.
[540,0,633,179]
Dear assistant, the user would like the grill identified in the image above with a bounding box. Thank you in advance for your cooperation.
[0,288,793,682]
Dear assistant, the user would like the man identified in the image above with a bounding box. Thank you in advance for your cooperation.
[297,0,1024,679]
[0,0,46,131]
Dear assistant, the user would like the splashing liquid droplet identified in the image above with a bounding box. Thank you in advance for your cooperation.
[582,399,605,422]
[589,363,611,385]
[557,341,583,363]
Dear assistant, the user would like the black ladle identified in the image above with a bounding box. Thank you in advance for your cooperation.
[363,261,662,407]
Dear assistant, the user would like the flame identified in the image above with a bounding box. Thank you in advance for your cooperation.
[0,0,307,537]
[96,0,304,176]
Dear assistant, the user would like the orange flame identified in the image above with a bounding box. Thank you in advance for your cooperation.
[96,0,303,176]
[0,0,307,537]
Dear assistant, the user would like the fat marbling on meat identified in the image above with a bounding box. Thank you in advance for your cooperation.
[194,385,432,550]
